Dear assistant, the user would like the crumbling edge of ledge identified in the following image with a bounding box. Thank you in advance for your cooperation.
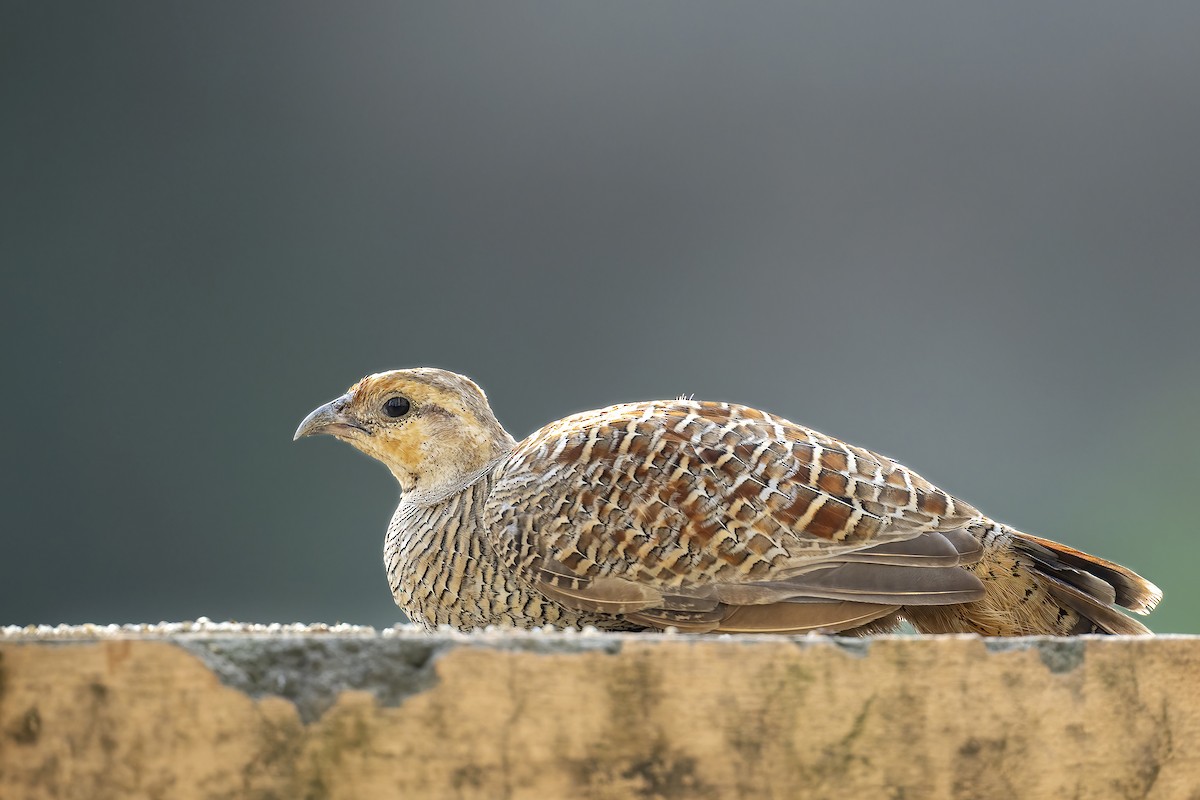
[3,626,1198,800]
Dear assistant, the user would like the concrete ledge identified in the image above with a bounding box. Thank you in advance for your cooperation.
[1,626,1198,799]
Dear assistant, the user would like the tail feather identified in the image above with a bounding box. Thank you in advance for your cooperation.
[905,521,1160,636]
[1010,530,1162,614]
[1039,573,1152,636]
[1010,536,1118,606]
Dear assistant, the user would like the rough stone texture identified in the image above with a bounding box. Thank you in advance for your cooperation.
[1,627,1198,799]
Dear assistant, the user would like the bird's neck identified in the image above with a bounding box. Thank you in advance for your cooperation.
[400,456,507,508]
[389,419,515,497]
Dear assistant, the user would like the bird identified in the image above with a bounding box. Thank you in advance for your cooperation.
[295,367,1161,636]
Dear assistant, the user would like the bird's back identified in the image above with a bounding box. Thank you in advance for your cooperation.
[482,399,1158,634]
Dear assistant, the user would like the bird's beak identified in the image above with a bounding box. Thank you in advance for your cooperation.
[294,393,365,441]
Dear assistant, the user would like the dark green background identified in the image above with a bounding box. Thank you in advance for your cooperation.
[3,3,1197,632]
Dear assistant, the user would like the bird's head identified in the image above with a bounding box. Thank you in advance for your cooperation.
[294,368,515,495]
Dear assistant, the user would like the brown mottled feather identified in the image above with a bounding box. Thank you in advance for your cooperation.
[485,400,991,632]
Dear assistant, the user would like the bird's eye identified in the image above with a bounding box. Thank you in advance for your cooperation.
[382,396,411,418]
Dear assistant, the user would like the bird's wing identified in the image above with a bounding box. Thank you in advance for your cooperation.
[484,400,986,632]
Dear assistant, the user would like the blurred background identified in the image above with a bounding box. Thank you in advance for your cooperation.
[2,2,1197,632]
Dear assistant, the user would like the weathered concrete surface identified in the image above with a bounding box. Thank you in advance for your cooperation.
[1,627,1198,800]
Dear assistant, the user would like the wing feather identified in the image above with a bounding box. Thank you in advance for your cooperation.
[485,400,984,631]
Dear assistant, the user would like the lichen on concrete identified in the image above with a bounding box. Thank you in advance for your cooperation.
[983,635,1087,673]
[178,625,624,722]
[176,636,446,723]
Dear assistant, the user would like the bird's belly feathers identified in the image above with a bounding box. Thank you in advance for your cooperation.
[384,483,628,631]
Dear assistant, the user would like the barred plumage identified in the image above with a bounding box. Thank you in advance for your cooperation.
[296,368,1161,635]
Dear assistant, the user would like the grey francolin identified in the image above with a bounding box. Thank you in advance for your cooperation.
[295,368,1161,635]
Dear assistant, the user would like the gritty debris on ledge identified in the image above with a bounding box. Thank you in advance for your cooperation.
[0,618,666,641]
[3,620,1183,645]
[3,618,379,640]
